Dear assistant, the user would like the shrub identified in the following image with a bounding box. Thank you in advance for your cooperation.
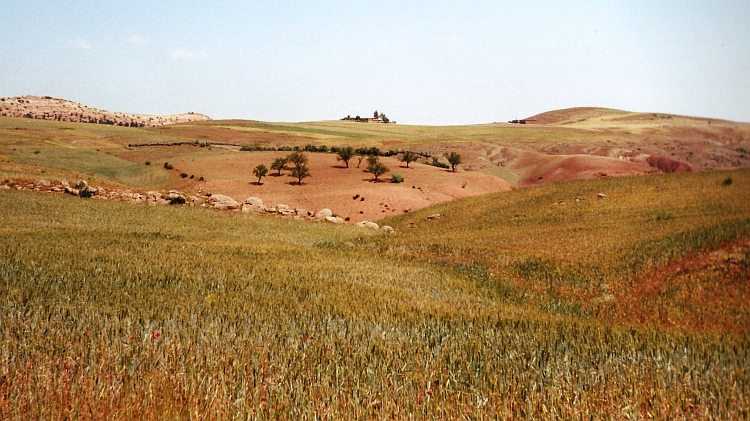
[428,157,450,169]
[164,162,173,170]
[198,176,204,181]
[391,173,404,183]
[33,150,40,154]
[723,177,733,186]
[169,196,186,205]
[180,173,188,178]
[79,187,93,198]
[145,161,151,166]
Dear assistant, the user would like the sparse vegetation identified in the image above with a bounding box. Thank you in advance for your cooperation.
[391,172,404,183]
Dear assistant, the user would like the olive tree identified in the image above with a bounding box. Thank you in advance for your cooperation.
[444,151,462,172]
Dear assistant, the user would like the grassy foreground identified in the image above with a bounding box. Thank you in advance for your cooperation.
[1,171,749,419]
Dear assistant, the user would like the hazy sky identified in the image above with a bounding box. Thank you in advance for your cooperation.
[1,1,749,124]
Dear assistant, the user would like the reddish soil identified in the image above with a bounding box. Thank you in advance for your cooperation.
[611,237,750,334]
[166,150,513,223]
[509,151,656,186]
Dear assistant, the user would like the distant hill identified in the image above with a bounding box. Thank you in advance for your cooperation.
[524,107,630,124]
[0,95,210,127]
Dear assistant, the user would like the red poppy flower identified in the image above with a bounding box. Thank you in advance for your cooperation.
[152,331,161,339]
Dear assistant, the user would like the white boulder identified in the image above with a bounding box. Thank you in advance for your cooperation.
[315,208,333,220]
[356,221,380,230]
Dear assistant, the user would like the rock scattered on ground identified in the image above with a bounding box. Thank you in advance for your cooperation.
[0,95,210,127]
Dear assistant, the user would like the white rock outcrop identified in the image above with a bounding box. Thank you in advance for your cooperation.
[356,221,380,230]
[210,194,240,210]
[315,208,333,220]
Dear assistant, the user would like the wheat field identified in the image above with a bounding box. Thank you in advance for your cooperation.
[1,169,748,419]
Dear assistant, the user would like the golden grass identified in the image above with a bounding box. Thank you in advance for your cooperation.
[375,169,750,333]
[1,172,749,418]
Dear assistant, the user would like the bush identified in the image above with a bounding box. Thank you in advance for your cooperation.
[723,177,733,186]
[145,161,151,166]
[79,187,93,198]
[391,173,404,183]
[428,157,450,169]
[180,173,188,178]
[164,162,173,170]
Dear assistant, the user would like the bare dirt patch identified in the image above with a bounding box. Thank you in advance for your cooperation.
[167,151,513,223]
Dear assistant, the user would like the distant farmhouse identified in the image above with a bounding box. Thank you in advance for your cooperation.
[342,110,394,124]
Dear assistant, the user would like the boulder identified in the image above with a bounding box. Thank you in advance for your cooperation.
[356,221,380,230]
[60,180,70,188]
[426,214,442,220]
[34,179,51,187]
[242,196,266,213]
[244,196,264,207]
[277,204,290,211]
[0,185,10,190]
[597,193,607,199]
[325,216,345,224]
[75,180,88,189]
[295,208,309,217]
[210,194,240,210]
[381,225,394,234]
[315,208,333,220]
[242,203,266,214]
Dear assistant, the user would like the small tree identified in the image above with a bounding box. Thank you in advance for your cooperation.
[373,110,379,118]
[400,151,418,168]
[336,146,355,168]
[356,154,366,168]
[367,156,389,181]
[271,157,288,176]
[253,164,268,184]
[444,151,462,172]
[287,151,310,185]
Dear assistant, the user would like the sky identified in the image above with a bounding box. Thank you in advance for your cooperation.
[1,1,749,125]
